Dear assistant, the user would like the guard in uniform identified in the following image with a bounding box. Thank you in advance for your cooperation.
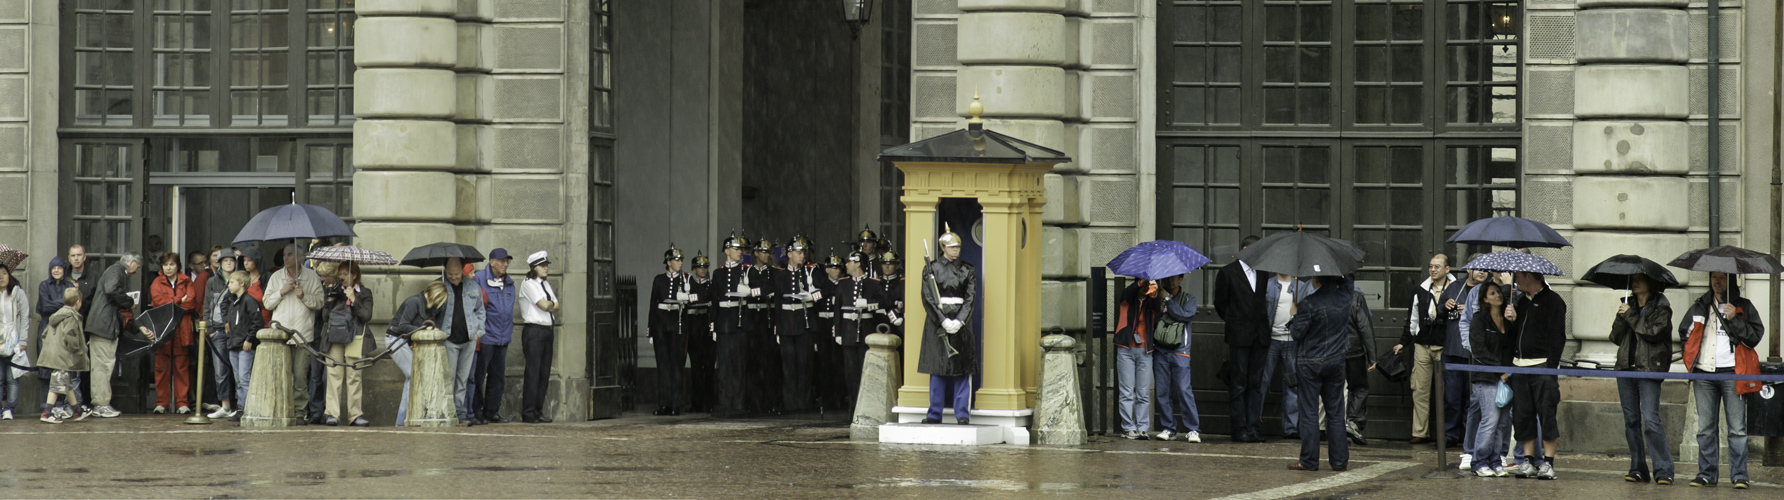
[712,232,757,416]
[684,252,717,413]
[772,235,821,412]
[747,239,783,414]
[856,228,884,280]
[832,251,883,412]
[813,250,846,412]
[879,250,906,332]
[920,225,978,424]
[647,246,690,416]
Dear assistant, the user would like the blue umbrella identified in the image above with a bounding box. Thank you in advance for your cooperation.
[232,203,356,244]
[1106,240,1212,280]
[1446,216,1571,248]
[1462,251,1565,276]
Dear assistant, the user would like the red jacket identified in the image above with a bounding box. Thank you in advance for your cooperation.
[151,272,200,348]
[1680,293,1763,395]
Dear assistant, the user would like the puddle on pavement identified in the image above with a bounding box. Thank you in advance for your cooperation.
[162,448,249,456]
[850,478,1157,491]
[0,468,91,474]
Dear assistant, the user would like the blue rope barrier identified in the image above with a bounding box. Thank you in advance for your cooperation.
[1446,362,1784,382]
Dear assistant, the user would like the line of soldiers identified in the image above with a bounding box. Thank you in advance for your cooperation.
[647,229,906,417]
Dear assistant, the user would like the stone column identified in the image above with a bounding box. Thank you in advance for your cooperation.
[897,195,939,408]
[1034,334,1085,445]
[851,333,903,440]
[241,328,295,427]
[352,0,460,258]
[405,328,456,427]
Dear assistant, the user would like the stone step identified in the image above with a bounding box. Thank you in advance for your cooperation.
[879,422,1005,445]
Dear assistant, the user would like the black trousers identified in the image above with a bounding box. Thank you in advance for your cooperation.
[814,334,844,410]
[716,332,748,415]
[842,343,869,407]
[1227,345,1270,437]
[652,331,687,410]
[747,325,782,412]
[1345,356,1370,429]
[520,325,555,421]
[472,343,509,418]
[306,348,326,420]
[685,322,717,412]
[1511,373,1560,443]
[778,334,814,411]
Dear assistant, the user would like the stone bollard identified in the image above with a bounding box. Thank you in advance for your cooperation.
[240,327,295,427]
[405,328,456,427]
[851,333,903,440]
[1034,334,1086,445]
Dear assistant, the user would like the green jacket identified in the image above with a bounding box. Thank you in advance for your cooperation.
[38,306,89,372]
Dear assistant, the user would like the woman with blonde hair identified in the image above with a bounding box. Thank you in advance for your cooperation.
[387,281,448,425]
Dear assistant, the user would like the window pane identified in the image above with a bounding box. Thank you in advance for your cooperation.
[1391,86,1421,123]
[1299,87,1330,124]
[1356,5,1389,41]
[1391,45,1422,82]
[1356,87,1387,124]
[1211,6,1241,42]
[1300,47,1330,82]
[1209,48,1240,82]
[307,146,335,180]
[1300,5,1331,42]
[1175,6,1207,43]
[1211,86,1241,124]
[80,51,135,86]
[1357,46,1388,82]
[1265,47,1295,83]
[1265,87,1295,124]
[1391,4,1424,39]
[1211,146,1240,183]
[1174,86,1205,124]
[308,52,338,84]
[1175,187,1205,223]
[1174,146,1206,183]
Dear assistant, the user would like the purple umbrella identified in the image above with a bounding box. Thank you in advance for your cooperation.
[1106,240,1212,281]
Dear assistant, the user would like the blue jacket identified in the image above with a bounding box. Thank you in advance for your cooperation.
[1155,290,1198,355]
[1289,280,1373,365]
[474,267,516,345]
[36,257,76,338]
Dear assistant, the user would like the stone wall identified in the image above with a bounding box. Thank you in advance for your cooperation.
[912,0,1151,337]
[5,0,56,289]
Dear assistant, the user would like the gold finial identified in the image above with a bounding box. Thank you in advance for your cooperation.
[968,87,984,126]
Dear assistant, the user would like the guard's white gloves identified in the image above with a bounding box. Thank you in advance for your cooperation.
[798,292,813,302]
[834,335,843,345]
[735,283,750,295]
[943,319,963,334]
[649,337,654,346]
[775,336,782,345]
[688,294,698,302]
[750,288,762,297]
[676,292,689,302]
[854,298,868,308]
[712,332,717,342]
[891,316,904,326]
[810,291,822,301]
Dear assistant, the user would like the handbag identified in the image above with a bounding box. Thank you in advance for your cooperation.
[1495,379,1513,408]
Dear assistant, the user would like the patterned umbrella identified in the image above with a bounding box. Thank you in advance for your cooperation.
[1461,251,1565,276]
[1106,240,1212,280]
[306,245,398,266]
[0,244,25,271]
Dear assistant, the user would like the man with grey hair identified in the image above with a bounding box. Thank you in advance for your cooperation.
[83,252,148,418]
[263,244,323,423]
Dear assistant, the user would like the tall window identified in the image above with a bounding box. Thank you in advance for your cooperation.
[1159,0,1522,309]
[877,0,912,242]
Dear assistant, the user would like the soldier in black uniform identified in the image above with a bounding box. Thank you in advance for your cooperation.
[772,235,821,413]
[684,252,716,413]
[647,246,690,416]
[856,228,884,280]
[879,250,906,332]
[813,250,845,412]
[712,232,756,416]
[746,239,782,414]
[920,225,979,424]
[832,251,883,412]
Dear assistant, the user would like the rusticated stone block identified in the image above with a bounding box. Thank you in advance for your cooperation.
[1571,176,1689,230]
[354,17,458,68]
[354,119,458,170]
[1573,65,1687,119]
[1572,121,1688,174]
[1575,9,1688,63]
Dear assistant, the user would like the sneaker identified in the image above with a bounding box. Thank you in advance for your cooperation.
[71,406,90,421]
[1,409,11,420]
[1495,467,1512,477]
[92,406,120,418]
[1733,479,1749,489]
[1502,456,1515,469]
[175,406,191,415]
[203,403,221,412]
[1154,430,1176,441]
[1123,431,1145,440]
[1345,422,1367,446]
[1688,477,1714,487]
[1656,476,1673,486]
[39,410,62,424]
[1535,462,1556,480]
[1475,466,1497,478]
[51,406,72,420]
[1513,462,1536,478]
[152,405,166,414]
[1458,454,1473,471]
[1184,431,1201,443]
[208,407,230,419]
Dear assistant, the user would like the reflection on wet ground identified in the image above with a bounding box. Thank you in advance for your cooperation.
[0,414,1776,499]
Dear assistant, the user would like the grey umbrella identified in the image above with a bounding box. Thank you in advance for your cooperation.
[401,242,485,268]
[232,203,356,244]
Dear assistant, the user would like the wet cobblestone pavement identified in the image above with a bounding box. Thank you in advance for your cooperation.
[0,413,1779,499]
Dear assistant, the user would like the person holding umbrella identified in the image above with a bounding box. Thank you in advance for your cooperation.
[1503,267,1567,480]
[83,252,146,419]
[1580,255,1678,484]
[1105,239,1212,440]
[1678,272,1761,488]
[264,244,324,423]
[1286,274,1373,472]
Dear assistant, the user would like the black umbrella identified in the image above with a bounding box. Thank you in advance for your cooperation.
[121,303,184,358]
[401,242,485,268]
[1446,216,1571,248]
[1667,246,1784,275]
[1580,255,1679,291]
[233,203,356,244]
[1236,231,1366,277]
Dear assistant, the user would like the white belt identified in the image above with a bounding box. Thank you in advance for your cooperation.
[780,304,807,311]
[747,304,772,310]
[717,301,743,308]
[842,313,868,320]
[939,297,964,305]
[817,312,835,318]
[656,304,683,311]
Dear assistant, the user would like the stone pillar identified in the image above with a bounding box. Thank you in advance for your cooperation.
[240,328,295,427]
[1034,334,1085,445]
[352,0,459,256]
[851,333,903,440]
[898,195,939,408]
[405,328,456,427]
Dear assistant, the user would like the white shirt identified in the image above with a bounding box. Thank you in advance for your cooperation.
[517,277,557,326]
[1270,277,1294,341]
[1239,260,1257,292]
[1698,312,1736,371]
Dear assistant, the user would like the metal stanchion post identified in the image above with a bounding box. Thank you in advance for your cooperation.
[185,321,213,425]
[1425,357,1460,478]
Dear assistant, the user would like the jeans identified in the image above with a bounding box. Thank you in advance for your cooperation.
[1115,344,1153,433]
[230,349,254,411]
[1153,350,1199,433]
[0,375,17,410]
[444,340,477,419]
[209,335,236,405]
[1227,346,1268,437]
[1618,378,1673,479]
[473,343,509,419]
[1261,339,1299,433]
[1469,381,1506,469]
[387,335,413,423]
[1295,358,1348,470]
[1692,377,1748,483]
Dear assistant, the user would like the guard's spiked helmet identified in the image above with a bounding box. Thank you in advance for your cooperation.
[722,230,751,250]
[937,223,964,248]
[846,251,868,263]
[785,235,813,252]
[663,245,684,263]
[753,238,775,254]
[822,250,844,269]
[881,250,902,264]
[692,251,711,269]
[878,238,893,252]
[856,227,879,244]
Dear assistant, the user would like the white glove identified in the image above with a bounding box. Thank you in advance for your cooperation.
[649,337,654,346]
[854,298,868,308]
[712,332,717,342]
[775,336,782,345]
[736,283,750,295]
[810,291,822,301]
[675,292,689,302]
[891,317,904,326]
[834,335,843,345]
[688,294,699,302]
[750,288,762,297]
[943,319,962,334]
[797,292,813,302]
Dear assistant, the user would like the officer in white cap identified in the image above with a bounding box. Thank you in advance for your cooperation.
[516,250,560,423]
